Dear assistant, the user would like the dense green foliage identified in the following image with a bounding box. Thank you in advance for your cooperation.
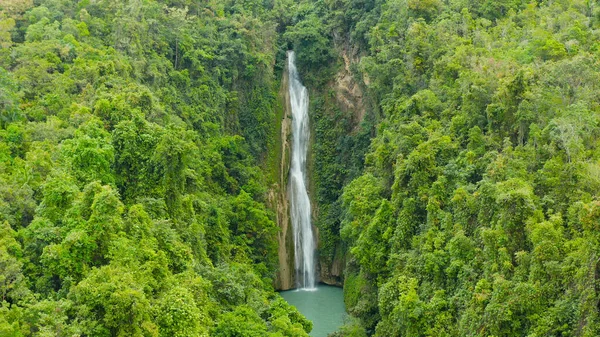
[3,0,600,336]
[0,0,312,335]
[303,0,600,336]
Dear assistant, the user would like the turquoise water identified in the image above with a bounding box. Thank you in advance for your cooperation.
[280,284,346,337]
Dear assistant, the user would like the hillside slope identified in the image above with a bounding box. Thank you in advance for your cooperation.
[296,0,600,335]
[0,0,312,335]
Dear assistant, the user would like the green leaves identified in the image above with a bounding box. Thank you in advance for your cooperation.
[282,6,334,78]
[330,0,600,335]
[0,68,21,127]
[211,305,269,337]
[68,264,157,337]
[341,173,384,244]
[0,1,297,334]
[61,118,114,185]
[0,221,30,305]
[229,190,278,273]
[156,286,206,337]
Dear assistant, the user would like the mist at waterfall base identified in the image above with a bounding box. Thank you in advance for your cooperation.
[288,50,316,290]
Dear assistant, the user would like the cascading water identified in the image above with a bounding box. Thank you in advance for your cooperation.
[288,51,316,290]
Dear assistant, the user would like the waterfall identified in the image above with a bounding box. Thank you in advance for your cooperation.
[288,51,316,290]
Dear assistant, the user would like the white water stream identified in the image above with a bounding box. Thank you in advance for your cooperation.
[288,51,316,290]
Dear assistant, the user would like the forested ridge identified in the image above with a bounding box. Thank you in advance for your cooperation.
[0,0,312,335]
[2,0,600,336]
[309,0,600,336]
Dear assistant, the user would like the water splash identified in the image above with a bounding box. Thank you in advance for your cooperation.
[288,51,316,290]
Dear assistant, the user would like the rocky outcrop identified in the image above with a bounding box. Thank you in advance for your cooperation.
[319,244,345,286]
[335,52,367,131]
[318,48,367,287]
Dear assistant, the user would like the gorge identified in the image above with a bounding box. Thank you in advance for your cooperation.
[280,50,347,337]
[2,1,599,336]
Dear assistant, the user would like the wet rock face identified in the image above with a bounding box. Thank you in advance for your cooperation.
[318,49,367,287]
[335,52,366,131]
[319,248,345,287]
[272,65,295,290]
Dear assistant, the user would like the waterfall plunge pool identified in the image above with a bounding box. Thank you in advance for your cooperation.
[280,284,347,337]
